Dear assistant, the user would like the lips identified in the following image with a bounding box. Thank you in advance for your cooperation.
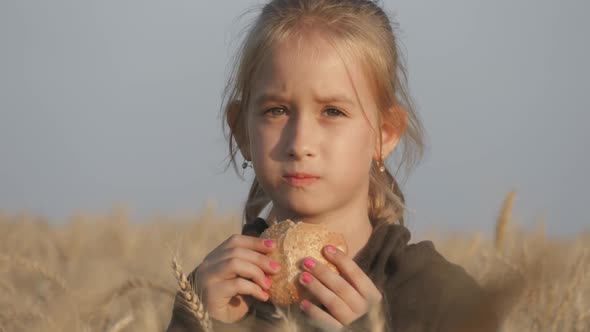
[283,172,319,187]
[283,172,319,179]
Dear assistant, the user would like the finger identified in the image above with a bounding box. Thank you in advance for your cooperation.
[323,245,383,302]
[214,278,270,302]
[301,257,365,314]
[219,247,282,275]
[209,258,272,291]
[222,234,277,254]
[300,299,343,330]
[299,271,356,323]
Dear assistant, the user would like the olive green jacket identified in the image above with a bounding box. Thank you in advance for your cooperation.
[167,218,499,332]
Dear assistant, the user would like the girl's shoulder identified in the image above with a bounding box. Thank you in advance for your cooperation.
[370,222,499,331]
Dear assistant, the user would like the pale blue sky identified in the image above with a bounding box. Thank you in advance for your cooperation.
[1,1,588,235]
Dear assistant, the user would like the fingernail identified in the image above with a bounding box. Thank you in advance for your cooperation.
[263,290,270,299]
[300,299,311,310]
[264,239,274,247]
[325,245,337,254]
[269,261,280,270]
[300,272,313,283]
[303,258,315,269]
[264,276,272,287]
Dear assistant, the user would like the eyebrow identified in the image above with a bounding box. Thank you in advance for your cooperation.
[254,92,356,107]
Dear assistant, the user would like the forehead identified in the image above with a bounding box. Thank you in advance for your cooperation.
[251,32,375,107]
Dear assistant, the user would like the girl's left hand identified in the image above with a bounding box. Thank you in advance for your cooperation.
[298,244,383,329]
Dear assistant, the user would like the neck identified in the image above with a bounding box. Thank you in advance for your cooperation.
[268,203,374,259]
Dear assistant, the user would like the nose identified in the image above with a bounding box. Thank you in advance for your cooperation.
[285,112,317,160]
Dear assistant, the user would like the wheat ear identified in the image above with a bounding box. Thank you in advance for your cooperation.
[495,191,516,249]
[171,258,213,332]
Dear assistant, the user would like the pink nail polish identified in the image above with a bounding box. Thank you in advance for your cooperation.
[325,245,337,254]
[264,276,272,287]
[300,299,311,310]
[264,239,274,247]
[303,258,316,269]
[301,272,313,283]
[270,261,280,270]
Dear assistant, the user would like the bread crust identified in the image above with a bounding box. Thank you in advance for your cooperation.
[260,219,348,306]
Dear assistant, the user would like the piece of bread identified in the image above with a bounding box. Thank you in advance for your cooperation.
[259,219,348,306]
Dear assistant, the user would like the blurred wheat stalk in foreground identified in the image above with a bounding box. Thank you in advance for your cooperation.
[0,194,588,332]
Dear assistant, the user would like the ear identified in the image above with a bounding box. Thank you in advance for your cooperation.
[226,100,252,160]
[374,105,407,160]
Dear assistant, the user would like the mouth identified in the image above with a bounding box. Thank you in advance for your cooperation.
[282,172,320,187]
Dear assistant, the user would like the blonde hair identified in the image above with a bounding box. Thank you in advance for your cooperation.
[221,0,426,227]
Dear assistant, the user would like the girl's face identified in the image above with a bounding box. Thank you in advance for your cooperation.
[245,33,396,219]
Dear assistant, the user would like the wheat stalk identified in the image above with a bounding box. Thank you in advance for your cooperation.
[0,254,86,331]
[0,280,15,295]
[495,191,516,250]
[171,257,213,332]
[269,305,302,332]
[97,278,175,308]
[0,310,57,330]
[552,248,590,330]
[481,250,526,280]
[105,313,134,332]
[368,298,386,332]
[87,277,175,328]
[0,254,67,291]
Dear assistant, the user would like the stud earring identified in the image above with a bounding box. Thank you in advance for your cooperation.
[378,160,386,173]
[242,160,252,169]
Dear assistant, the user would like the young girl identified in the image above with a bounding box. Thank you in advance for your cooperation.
[168,1,498,331]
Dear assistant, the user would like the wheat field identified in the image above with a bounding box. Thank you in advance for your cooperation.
[0,193,588,332]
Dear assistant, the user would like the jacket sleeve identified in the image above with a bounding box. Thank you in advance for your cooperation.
[383,243,500,332]
[435,264,500,332]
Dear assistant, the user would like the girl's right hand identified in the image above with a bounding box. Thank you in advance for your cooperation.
[192,234,281,323]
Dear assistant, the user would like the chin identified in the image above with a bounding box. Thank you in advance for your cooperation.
[272,195,327,219]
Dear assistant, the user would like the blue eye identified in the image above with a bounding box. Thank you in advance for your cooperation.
[324,108,345,117]
[265,107,286,116]
[264,106,345,117]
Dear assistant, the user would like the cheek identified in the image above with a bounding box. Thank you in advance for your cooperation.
[248,122,279,160]
[330,125,375,166]
[352,122,377,156]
